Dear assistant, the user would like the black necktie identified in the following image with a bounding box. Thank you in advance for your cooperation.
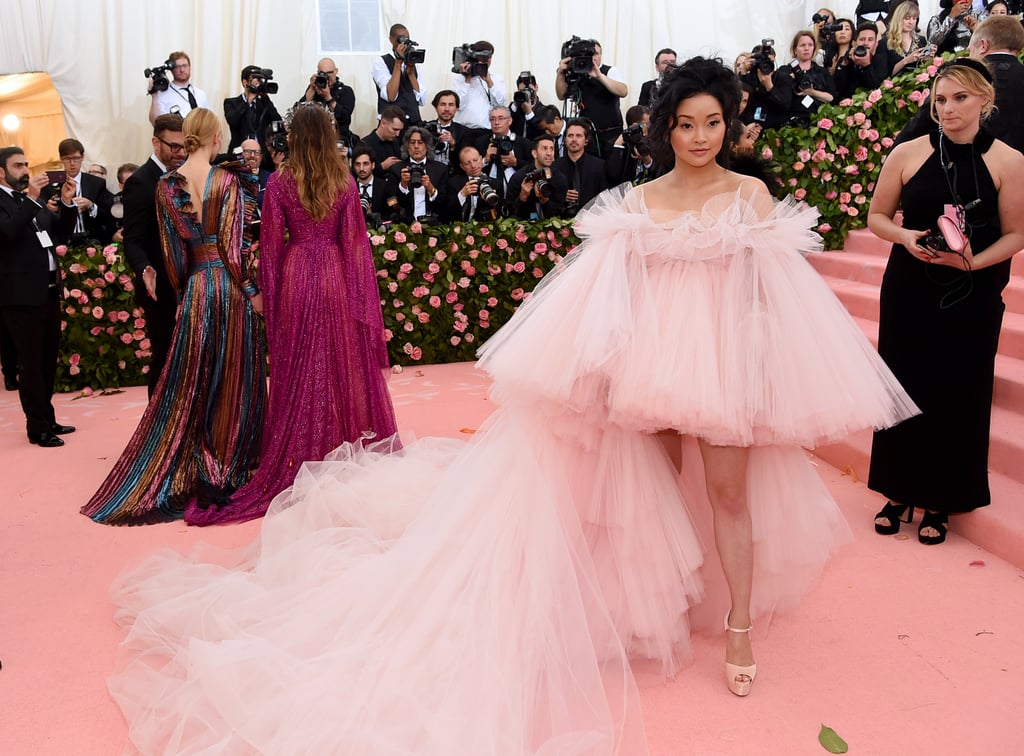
[186,86,198,109]
[360,184,371,202]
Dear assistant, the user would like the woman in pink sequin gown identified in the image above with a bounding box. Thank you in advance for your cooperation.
[190,104,399,525]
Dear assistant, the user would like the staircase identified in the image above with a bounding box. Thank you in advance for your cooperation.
[808,229,1024,568]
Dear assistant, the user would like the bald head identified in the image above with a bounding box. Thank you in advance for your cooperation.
[240,138,262,172]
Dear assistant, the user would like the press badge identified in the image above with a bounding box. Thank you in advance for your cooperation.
[36,230,53,248]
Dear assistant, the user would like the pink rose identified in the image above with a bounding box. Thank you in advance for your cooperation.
[396,272,407,281]
[429,295,441,308]
[383,329,393,341]
[465,333,475,343]
[847,206,859,216]
[479,284,489,293]
[845,116,855,127]
[479,227,490,236]
[56,244,68,257]
[403,322,414,332]
[69,353,81,366]
[797,149,811,162]
[845,165,860,175]
[840,192,852,204]
[788,178,798,187]
[69,365,80,375]
[853,112,866,125]
[510,287,525,301]
[496,238,509,250]
[761,147,773,159]
[388,282,398,293]
[399,263,413,273]
[822,171,833,182]
[394,231,407,243]
[454,320,467,332]
[855,195,867,205]
[464,235,474,245]
[106,326,115,335]
[92,288,103,299]
[123,281,134,292]
[89,326,102,336]
[487,297,498,307]
[915,73,929,84]
[446,291,459,303]
[792,161,805,172]
[383,249,398,261]
[850,184,863,195]
[370,234,385,245]
[926,65,938,76]
[873,143,882,152]
[513,261,526,273]
[428,236,438,247]
[881,137,894,148]
[85,246,97,258]
[534,242,548,254]
[417,312,430,323]
[867,89,882,104]
[794,188,807,200]
[817,118,833,130]
[427,262,440,274]
[92,306,104,319]
[457,276,470,288]
[824,190,838,200]
[117,310,130,322]
[134,318,146,328]
[69,288,82,298]
[409,222,423,234]
[533,267,543,278]
[818,223,832,232]
[140,339,151,350]
[882,79,894,89]
[120,333,133,344]
[867,129,879,142]
[133,329,145,340]
[450,336,462,346]
[812,149,827,162]
[854,146,869,161]
[118,360,126,370]
[479,309,490,320]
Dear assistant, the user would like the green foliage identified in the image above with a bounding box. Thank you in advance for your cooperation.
[371,218,579,365]
[763,54,953,249]
[56,242,150,393]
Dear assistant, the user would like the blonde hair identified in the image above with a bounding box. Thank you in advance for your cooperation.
[929,62,996,124]
[885,3,920,53]
[282,104,350,222]
[182,108,221,154]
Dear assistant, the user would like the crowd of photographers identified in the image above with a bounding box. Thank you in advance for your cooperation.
[131,6,1023,232]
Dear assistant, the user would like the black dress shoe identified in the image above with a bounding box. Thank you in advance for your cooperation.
[3,377,17,391]
[28,431,65,447]
[51,423,76,435]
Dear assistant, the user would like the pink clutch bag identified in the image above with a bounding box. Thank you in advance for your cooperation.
[936,213,967,254]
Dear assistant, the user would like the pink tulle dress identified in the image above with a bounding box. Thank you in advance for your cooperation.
[106,182,917,754]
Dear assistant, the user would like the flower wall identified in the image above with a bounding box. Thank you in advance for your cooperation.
[762,55,949,250]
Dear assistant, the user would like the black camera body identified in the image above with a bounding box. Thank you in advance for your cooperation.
[852,44,870,59]
[490,135,514,156]
[522,169,552,197]
[561,36,597,75]
[752,39,776,75]
[408,165,425,189]
[513,89,536,105]
[268,120,288,155]
[623,123,650,156]
[314,72,329,89]
[398,35,426,65]
[144,59,175,94]
[451,44,492,78]
[248,68,279,95]
[469,176,500,206]
[795,73,814,91]
[811,12,830,24]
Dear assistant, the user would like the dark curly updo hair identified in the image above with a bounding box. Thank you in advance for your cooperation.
[648,56,742,171]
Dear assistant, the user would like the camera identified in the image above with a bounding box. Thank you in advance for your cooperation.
[852,44,870,59]
[268,120,289,155]
[408,165,424,189]
[561,36,597,76]
[811,12,830,24]
[623,123,650,156]
[795,73,814,91]
[921,233,951,253]
[469,177,500,206]
[522,169,552,197]
[821,22,842,36]
[314,72,329,89]
[490,134,514,156]
[248,68,279,95]
[514,71,537,104]
[751,39,776,75]
[397,34,426,65]
[144,59,175,94]
[360,195,372,214]
[451,44,492,78]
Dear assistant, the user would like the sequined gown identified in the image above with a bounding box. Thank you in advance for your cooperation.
[81,167,266,525]
[189,173,399,525]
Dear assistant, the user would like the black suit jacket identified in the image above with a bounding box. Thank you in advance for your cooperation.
[224,93,282,171]
[507,164,569,220]
[895,53,1024,154]
[42,172,114,243]
[121,157,176,305]
[0,190,77,307]
[554,152,608,216]
[443,173,506,222]
[360,132,404,178]
[356,174,402,218]
[389,159,448,221]
[473,131,535,172]
[638,79,657,108]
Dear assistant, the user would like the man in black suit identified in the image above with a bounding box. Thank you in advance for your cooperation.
[637,48,677,108]
[444,145,506,222]
[554,119,608,217]
[895,16,1024,153]
[475,106,534,198]
[0,146,78,446]
[360,105,407,179]
[507,134,569,220]
[42,138,114,244]
[606,105,657,185]
[120,113,185,397]
[224,65,282,173]
[351,145,402,223]
[390,126,448,223]
[425,90,471,173]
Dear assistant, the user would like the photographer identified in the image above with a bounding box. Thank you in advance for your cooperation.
[507,134,568,220]
[452,41,507,131]
[782,31,837,122]
[555,38,627,157]
[812,9,837,64]
[824,18,856,74]
[638,48,677,107]
[553,119,607,217]
[740,40,795,130]
[475,106,534,191]
[834,22,889,101]
[390,126,447,223]
[510,71,546,141]
[605,105,656,185]
[444,145,506,222]
[224,65,282,172]
[425,90,470,171]
[352,145,401,225]
[534,106,567,157]
[264,122,288,171]
[360,105,406,178]
[372,23,426,124]
[147,50,209,125]
[877,3,928,77]
[927,1,977,55]
[299,58,356,141]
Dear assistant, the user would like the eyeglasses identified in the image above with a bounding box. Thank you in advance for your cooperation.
[61,156,84,163]
[173,63,190,70]
[156,136,186,153]
[317,69,337,75]
[242,149,262,156]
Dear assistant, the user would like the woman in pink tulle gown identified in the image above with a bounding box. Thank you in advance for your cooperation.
[188,103,400,525]
[105,59,915,754]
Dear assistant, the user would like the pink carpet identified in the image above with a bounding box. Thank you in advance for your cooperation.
[1,361,1021,755]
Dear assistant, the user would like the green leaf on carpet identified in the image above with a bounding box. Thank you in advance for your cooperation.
[818,724,848,753]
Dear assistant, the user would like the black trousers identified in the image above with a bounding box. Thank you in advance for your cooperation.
[0,288,61,436]
[0,318,17,381]
[138,287,178,398]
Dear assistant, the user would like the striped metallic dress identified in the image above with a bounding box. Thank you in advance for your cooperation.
[82,166,266,525]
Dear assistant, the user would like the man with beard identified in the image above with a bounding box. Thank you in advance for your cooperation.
[554,119,607,217]
[121,113,186,397]
[507,134,568,219]
[352,145,401,222]
[0,146,78,446]
[391,126,447,222]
